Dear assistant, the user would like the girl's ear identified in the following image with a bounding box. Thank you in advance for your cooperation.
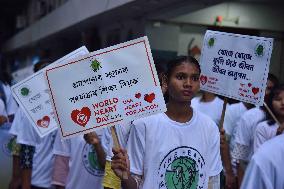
[161,74,168,95]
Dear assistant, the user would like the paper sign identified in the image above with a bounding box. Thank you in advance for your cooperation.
[45,36,166,138]
[200,30,273,105]
[12,46,89,137]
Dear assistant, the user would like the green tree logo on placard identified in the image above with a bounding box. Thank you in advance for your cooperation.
[255,44,264,56]
[208,37,215,47]
[20,87,30,96]
[91,59,102,72]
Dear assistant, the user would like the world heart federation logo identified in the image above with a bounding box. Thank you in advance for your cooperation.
[71,107,91,127]
[37,116,50,128]
[200,75,207,85]
[144,93,155,103]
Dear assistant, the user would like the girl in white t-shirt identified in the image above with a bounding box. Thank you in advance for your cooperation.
[111,56,222,189]
[254,85,284,152]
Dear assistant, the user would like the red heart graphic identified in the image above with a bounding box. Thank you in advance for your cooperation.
[135,93,141,99]
[252,87,259,95]
[248,83,252,87]
[37,116,50,128]
[200,75,207,85]
[144,93,155,103]
[71,107,91,127]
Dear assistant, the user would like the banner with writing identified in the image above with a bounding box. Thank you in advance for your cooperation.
[12,47,89,137]
[45,36,166,138]
[199,30,273,105]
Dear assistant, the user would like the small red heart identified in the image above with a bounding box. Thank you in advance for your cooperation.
[144,93,155,103]
[71,107,91,127]
[37,116,50,128]
[248,83,252,87]
[135,93,141,99]
[252,87,259,95]
[200,75,207,85]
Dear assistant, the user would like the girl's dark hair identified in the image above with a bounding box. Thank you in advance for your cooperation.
[165,55,201,78]
[265,84,284,125]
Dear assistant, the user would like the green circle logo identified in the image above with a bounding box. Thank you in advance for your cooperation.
[208,37,215,48]
[158,146,206,189]
[82,143,104,176]
[20,87,30,96]
[255,44,264,57]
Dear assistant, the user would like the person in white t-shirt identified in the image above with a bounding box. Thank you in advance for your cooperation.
[101,123,132,189]
[191,91,224,124]
[240,133,284,189]
[13,108,57,189]
[0,98,8,125]
[232,73,278,186]
[111,56,222,189]
[254,84,284,152]
[0,72,18,122]
[52,129,105,189]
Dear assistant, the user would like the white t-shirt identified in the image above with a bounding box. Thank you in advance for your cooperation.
[232,107,265,161]
[101,123,132,161]
[191,96,224,124]
[241,134,284,189]
[9,108,21,136]
[223,102,248,153]
[127,109,223,189]
[13,108,56,188]
[53,129,104,189]
[3,84,18,116]
[253,121,278,153]
[0,99,7,117]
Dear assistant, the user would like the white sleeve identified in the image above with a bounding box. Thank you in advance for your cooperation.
[223,108,234,136]
[235,116,250,146]
[208,123,223,176]
[16,112,40,146]
[240,157,272,189]
[9,108,21,136]
[253,123,268,153]
[53,131,71,157]
[126,122,145,176]
[101,127,112,161]
[4,84,18,116]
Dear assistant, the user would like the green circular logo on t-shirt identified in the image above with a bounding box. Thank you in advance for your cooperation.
[158,146,206,189]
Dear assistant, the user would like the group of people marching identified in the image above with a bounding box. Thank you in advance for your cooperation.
[1,55,283,189]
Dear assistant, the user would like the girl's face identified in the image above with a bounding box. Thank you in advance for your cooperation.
[166,62,200,103]
[272,91,284,117]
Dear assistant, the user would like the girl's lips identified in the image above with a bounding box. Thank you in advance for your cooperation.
[182,90,193,96]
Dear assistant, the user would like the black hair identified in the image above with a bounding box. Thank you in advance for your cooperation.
[268,73,279,87]
[165,55,201,79]
[33,59,51,72]
[265,84,284,125]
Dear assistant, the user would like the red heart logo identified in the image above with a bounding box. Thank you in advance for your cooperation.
[200,75,207,85]
[144,93,155,103]
[135,93,141,99]
[71,107,91,127]
[248,83,252,87]
[37,116,50,128]
[252,87,259,95]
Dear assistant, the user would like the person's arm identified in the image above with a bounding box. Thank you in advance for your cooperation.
[0,115,7,125]
[52,155,69,189]
[84,132,106,169]
[9,138,22,189]
[220,128,235,188]
[20,144,35,189]
[111,148,141,189]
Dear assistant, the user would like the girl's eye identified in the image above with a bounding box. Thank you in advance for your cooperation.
[191,76,199,81]
[176,74,186,80]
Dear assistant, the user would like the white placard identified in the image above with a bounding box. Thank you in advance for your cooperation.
[12,46,89,137]
[46,36,166,138]
[200,30,273,105]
